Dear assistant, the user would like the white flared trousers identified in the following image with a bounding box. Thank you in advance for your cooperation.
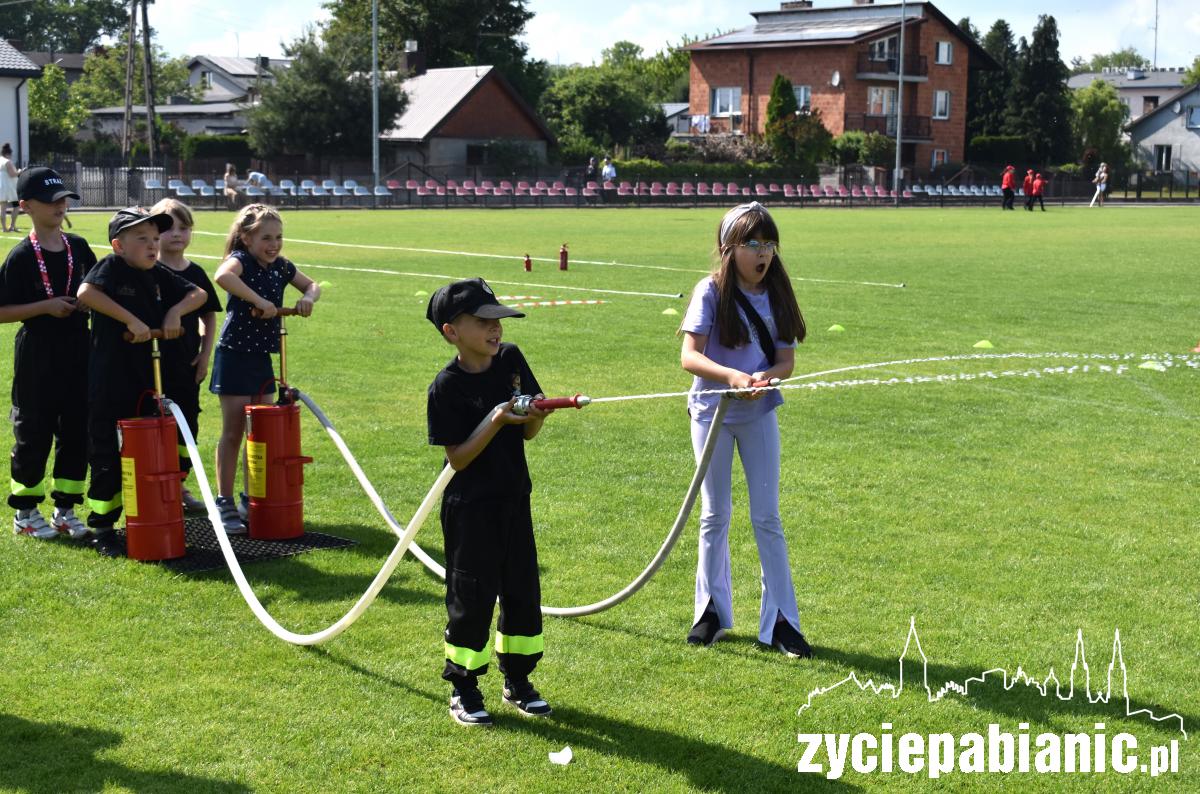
[690,409,802,643]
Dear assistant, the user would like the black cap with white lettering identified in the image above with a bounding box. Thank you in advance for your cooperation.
[16,167,80,203]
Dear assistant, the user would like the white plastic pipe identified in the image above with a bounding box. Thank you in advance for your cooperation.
[296,391,730,617]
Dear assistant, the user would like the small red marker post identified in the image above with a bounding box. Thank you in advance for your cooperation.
[524,253,532,272]
[559,243,568,271]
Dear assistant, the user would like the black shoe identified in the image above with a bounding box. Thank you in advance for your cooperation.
[687,608,725,647]
[502,679,553,717]
[449,687,493,727]
[771,620,813,659]
[89,528,125,558]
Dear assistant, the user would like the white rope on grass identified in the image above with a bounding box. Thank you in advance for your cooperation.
[296,391,730,618]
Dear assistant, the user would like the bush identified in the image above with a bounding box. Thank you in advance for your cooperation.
[967,135,1027,165]
[611,158,814,181]
[181,134,252,161]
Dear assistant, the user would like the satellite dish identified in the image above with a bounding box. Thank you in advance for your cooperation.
[831,70,841,87]
[1173,100,1182,114]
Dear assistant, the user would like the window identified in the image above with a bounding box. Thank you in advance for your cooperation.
[1143,95,1159,115]
[466,144,487,166]
[793,85,811,112]
[869,35,898,62]
[933,90,950,119]
[712,86,742,117]
[931,149,948,169]
[1187,106,1200,129]
[935,41,953,65]
[1153,144,1172,172]
[867,86,896,116]
[200,70,213,88]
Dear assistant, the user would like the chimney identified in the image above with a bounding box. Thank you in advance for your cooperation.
[780,1,813,9]
[257,55,270,73]
[403,40,426,76]
[853,0,875,5]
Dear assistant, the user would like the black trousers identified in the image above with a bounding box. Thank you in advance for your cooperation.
[1033,195,1045,210]
[440,493,543,688]
[1002,188,1015,210]
[8,326,88,510]
[86,391,147,529]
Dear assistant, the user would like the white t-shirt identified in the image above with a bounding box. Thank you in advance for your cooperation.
[0,158,17,202]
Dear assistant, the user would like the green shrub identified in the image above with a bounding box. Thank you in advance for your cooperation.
[967,135,1027,165]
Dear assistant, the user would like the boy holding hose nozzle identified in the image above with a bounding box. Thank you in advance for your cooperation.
[426,277,556,727]
[76,208,205,555]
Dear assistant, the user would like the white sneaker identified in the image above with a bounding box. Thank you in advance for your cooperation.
[51,507,90,540]
[14,509,58,540]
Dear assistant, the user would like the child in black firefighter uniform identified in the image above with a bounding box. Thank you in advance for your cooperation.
[426,277,556,727]
[77,208,205,555]
[0,167,97,540]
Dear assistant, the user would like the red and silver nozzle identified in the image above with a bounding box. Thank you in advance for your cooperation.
[512,393,592,415]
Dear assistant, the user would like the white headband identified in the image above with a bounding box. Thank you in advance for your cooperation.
[719,201,769,247]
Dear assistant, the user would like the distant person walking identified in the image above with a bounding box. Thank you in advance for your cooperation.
[1000,165,1016,210]
[584,157,598,185]
[601,157,617,183]
[1022,169,1035,211]
[0,144,20,233]
[1089,162,1109,208]
[1031,173,1046,211]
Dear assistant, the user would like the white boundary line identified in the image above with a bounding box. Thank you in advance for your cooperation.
[190,230,907,289]
[186,253,682,299]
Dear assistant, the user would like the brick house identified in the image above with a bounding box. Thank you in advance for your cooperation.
[686,0,996,175]
[381,65,555,170]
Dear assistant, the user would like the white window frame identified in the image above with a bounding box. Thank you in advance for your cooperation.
[935,41,953,65]
[200,70,213,88]
[1187,106,1200,129]
[867,86,896,116]
[1153,144,1172,172]
[869,35,898,62]
[793,85,812,111]
[931,149,948,169]
[711,86,742,117]
[933,90,951,120]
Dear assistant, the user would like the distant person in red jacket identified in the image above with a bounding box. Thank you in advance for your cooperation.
[1031,173,1046,211]
[1001,165,1016,210]
[1022,169,1035,211]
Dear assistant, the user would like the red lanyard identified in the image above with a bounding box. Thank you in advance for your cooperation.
[29,231,74,299]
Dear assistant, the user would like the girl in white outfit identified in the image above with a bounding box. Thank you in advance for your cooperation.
[1089,162,1109,208]
[679,201,812,658]
[0,143,20,233]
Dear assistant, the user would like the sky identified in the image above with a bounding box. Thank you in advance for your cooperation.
[146,0,1198,71]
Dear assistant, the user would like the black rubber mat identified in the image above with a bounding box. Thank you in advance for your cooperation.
[113,516,356,574]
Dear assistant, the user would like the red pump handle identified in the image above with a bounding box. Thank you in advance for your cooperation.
[251,306,302,318]
[122,329,166,342]
[751,377,780,389]
[532,393,591,410]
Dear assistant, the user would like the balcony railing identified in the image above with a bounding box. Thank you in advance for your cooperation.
[845,113,932,139]
[856,52,928,77]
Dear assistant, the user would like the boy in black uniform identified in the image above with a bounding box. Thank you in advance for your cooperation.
[426,277,556,727]
[0,167,96,540]
[77,208,206,555]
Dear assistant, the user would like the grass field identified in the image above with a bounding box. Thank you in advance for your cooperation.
[0,205,1197,792]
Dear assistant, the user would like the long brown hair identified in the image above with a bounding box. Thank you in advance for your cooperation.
[223,203,282,257]
[710,205,805,349]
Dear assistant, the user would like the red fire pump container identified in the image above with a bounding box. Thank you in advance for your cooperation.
[244,401,313,540]
[119,410,187,561]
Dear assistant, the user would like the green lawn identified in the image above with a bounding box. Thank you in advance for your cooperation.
[1,205,1197,792]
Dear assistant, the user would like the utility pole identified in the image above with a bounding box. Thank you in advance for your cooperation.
[121,0,137,159]
[372,0,380,192]
[893,0,906,206]
[140,0,156,169]
[1152,0,1159,69]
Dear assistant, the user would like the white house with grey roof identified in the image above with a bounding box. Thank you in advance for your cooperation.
[1067,67,1188,121]
[1125,82,1200,175]
[0,39,41,164]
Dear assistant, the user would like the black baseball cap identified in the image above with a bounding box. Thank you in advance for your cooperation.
[427,277,525,328]
[16,167,80,203]
[108,207,173,241]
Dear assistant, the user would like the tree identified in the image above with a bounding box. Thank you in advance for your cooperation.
[1071,78,1130,169]
[1184,56,1200,87]
[971,20,1018,140]
[957,17,983,144]
[1005,16,1073,165]
[70,43,196,109]
[322,0,549,107]
[28,62,90,137]
[598,38,695,104]
[0,0,126,53]
[246,32,406,160]
[538,66,666,160]
[1069,47,1150,76]
[764,74,800,162]
[763,109,832,169]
